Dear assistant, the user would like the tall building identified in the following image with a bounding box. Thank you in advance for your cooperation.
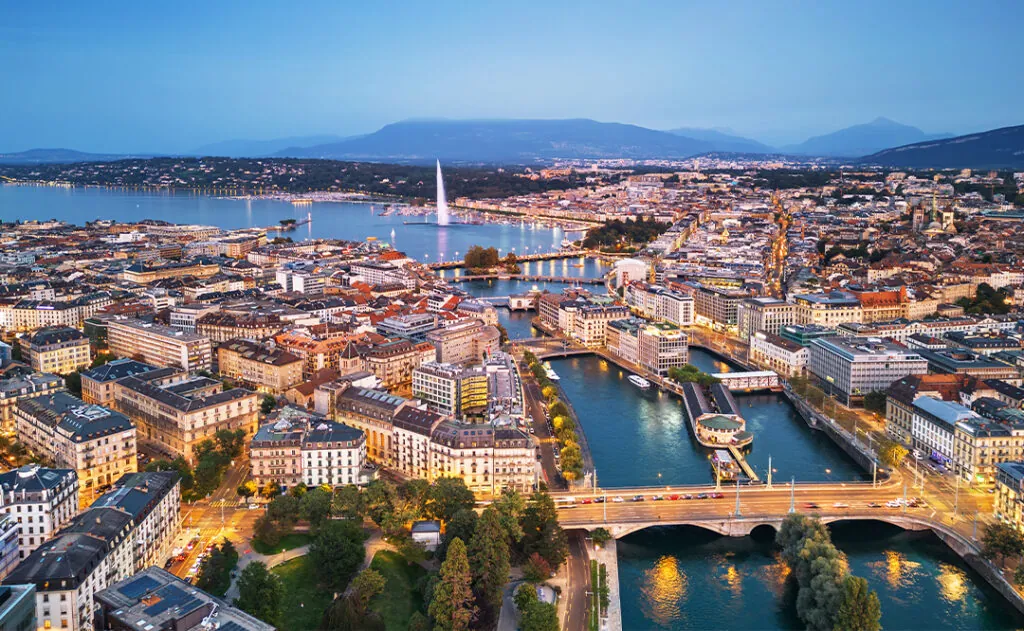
[0,465,79,559]
[412,363,489,418]
[23,327,91,376]
[426,320,501,364]
[1,471,181,631]
[808,336,928,406]
[737,297,798,340]
[106,318,213,373]
[13,393,137,507]
[217,338,303,394]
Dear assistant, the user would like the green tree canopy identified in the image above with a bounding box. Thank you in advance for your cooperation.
[310,520,368,591]
[235,561,283,626]
[428,537,476,631]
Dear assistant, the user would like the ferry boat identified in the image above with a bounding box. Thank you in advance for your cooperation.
[560,238,574,249]
[711,449,740,482]
[291,198,313,206]
[544,364,561,381]
[628,375,651,389]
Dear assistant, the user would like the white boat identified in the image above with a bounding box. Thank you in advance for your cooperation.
[544,364,561,381]
[628,375,651,389]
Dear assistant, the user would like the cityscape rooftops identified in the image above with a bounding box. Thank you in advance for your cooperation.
[80,358,160,383]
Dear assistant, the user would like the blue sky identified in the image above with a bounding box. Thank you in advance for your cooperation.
[2,0,1021,153]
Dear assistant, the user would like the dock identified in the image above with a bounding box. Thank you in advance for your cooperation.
[727,445,760,483]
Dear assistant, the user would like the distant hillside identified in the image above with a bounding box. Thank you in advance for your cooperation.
[276,119,714,163]
[190,135,350,157]
[784,117,950,157]
[0,148,145,164]
[665,127,772,153]
[860,124,1024,168]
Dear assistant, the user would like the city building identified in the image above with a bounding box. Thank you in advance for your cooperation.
[94,566,275,631]
[0,515,18,581]
[0,465,79,559]
[0,583,36,631]
[606,319,689,376]
[794,292,863,327]
[808,336,928,406]
[217,338,303,394]
[995,461,1024,533]
[425,320,501,364]
[0,370,63,434]
[737,297,798,340]
[111,374,258,464]
[749,331,808,378]
[23,327,90,376]
[80,359,162,406]
[885,374,970,445]
[106,318,213,372]
[412,362,489,418]
[377,313,439,341]
[1,471,181,631]
[13,393,137,507]
[301,419,368,488]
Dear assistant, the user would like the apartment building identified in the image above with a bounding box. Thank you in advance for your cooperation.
[794,292,863,327]
[301,420,368,488]
[218,339,303,394]
[250,407,308,491]
[954,416,1024,486]
[749,331,808,378]
[363,339,436,388]
[737,297,798,341]
[430,422,534,494]
[275,269,326,294]
[121,259,219,284]
[0,516,17,581]
[995,461,1024,533]
[377,313,439,341]
[13,393,137,507]
[426,320,501,364]
[196,312,287,343]
[885,374,968,445]
[606,319,689,376]
[111,375,258,463]
[107,318,213,373]
[0,465,79,559]
[95,567,275,631]
[80,359,163,406]
[808,336,928,406]
[0,370,63,433]
[23,327,90,376]
[624,283,695,327]
[1,471,180,631]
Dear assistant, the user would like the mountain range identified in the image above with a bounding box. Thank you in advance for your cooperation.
[782,117,951,157]
[4,118,1023,168]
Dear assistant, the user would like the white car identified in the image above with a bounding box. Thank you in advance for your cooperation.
[612,496,625,503]
[832,502,849,508]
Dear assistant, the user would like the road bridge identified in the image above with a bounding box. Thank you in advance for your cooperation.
[447,274,605,284]
[428,250,588,270]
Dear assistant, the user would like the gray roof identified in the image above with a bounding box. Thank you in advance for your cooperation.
[17,392,134,442]
[81,358,159,383]
[116,376,254,412]
[0,465,76,496]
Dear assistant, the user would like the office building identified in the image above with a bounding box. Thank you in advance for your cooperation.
[737,297,798,340]
[94,566,274,631]
[426,320,501,364]
[80,359,162,406]
[794,292,863,327]
[749,331,808,378]
[808,336,928,406]
[412,362,489,418]
[0,583,36,631]
[107,318,213,373]
[0,371,63,434]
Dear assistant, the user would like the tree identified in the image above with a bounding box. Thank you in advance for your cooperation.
[145,457,195,495]
[310,519,368,590]
[863,391,887,414]
[64,371,82,396]
[300,486,334,532]
[591,527,612,548]
[515,585,559,631]
[364,479,398,526]
[334,484,365,521]
[521,491,568,569]
[878,438,909,469]
[400,478,431,517]
[981,522,1024,563]
[260,480,281,498]
[348,568,387,616]
[426,477,476,523]
[235,561,283,626]
[237,480,258,498]
[493,488,526,548]
[439,508,478,562]
[469,508,511,620]
[408,611,430,631]
[523,553,552,583]
[834,575,882,631]
[428,538,476,631]
[261,394,277,415]
[215,428,246,458]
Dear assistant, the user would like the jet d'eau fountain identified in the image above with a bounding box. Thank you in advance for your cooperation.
[436,159,450,226]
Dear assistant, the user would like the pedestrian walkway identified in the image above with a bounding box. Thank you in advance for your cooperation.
[591,539,623,631]
[224,543,311,601]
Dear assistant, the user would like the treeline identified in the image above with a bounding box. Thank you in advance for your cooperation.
[525,351,584,480]
[581,216,670,250]
[777,514,881,631]
[144,428,245,501]
[0,157,590,200]
[956,283,1013,315]
[667,364,721,387]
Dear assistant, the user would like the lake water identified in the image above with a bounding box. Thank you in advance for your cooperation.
[0,184,576,262]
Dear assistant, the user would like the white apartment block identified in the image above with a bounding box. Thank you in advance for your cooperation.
[0,466,79,560]
[107,318,213,372]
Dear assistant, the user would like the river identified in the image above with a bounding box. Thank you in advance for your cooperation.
[547,351,1024,629]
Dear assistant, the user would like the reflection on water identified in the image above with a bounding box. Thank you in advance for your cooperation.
[641,555,686,627]
[619,523,1024,631]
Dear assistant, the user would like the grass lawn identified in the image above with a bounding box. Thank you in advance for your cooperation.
[250,533,312,555]
[370,550,429,631]
[271,556,334,631]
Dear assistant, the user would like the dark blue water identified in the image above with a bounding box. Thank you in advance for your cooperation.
[618,523,1024,630]
[0,185,576,261]
[549,351,862,488]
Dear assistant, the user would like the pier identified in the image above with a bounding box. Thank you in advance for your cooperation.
[428,249,587,269]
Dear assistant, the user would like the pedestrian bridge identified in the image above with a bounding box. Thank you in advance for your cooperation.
[713,370,781,392]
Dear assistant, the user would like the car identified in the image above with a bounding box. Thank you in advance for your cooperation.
[651,495,664,501]
[631,495,645,502]
[711,492,724,499]
[886,500,901,508]
[867,502,881,508]
[669,494,680,501]
[580,498,593,505]
[683,494,693,500]
[696,493,708,500]
[593,496,605,503]
[804,503,819,509]
[833,502,849,508]
[612,496,625,503]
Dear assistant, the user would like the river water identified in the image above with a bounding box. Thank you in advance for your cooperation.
[548,351,1024,630]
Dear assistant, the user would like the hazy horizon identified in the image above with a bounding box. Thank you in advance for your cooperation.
[3,0,1022,153]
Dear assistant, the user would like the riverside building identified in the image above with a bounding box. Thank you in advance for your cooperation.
[808,336,928,406]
